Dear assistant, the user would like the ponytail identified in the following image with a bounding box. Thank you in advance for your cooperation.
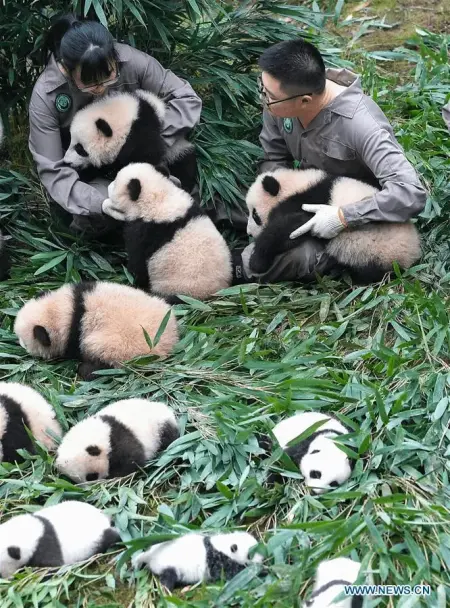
[43,14,79,64]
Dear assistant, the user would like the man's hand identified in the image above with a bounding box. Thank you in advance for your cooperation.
[290,204,347,240]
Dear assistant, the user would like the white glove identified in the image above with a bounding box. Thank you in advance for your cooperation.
[290,204,347,240]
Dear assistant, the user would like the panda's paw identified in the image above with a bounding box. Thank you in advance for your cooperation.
[102,199,125,221]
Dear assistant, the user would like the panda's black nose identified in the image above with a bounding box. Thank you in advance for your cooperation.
[330,481,339,488]
[86,472,99,481]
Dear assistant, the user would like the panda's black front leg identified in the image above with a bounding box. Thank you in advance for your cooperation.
[159,567,180,591]
[78,359,112,381]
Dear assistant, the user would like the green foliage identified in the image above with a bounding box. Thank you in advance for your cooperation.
[0,3,450,607]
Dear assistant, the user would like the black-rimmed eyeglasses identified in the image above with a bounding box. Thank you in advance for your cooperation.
[257,75,312,106]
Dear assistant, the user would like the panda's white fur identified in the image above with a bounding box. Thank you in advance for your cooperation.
[64,90,166,170]
[0,382,62,463]
[0,501,119,579]
[102,163,232,300]
[134,531,262,589]
[304,557,362,608]
[272,412,353,494]
[13,281,179,380]
[246,168,421,281]
[56,399,179,483]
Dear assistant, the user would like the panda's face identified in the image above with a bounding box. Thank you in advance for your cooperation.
[55,419,110,483]
[245,174,283,237]
[0,515,42,578]
[211,532,263,566]
[103,162,192,223]
[300,434,352,494]
[14,290,72,360]
[64,114,116,169]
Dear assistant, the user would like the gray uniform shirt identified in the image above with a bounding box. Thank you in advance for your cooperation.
[29,43,202,215]
[259,68,427,226]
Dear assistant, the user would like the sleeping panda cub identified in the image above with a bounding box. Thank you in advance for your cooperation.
[102,163,232,301]
[14,281,178,380]
[0,382,61,463]
[134,531,262,590]
[246,169,422,284]
[64,90,196,192]
[0,501,120,579]
[304,557,363,608]
[56,399,179,482]
[271,412,354,494]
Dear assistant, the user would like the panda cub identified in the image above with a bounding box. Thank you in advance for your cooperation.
[0,501,120,579]
[102,163,232,301]
[64,90,196,192]
[271,412,354,494]
[134,531,262,590]
[0,382,61,463]
[13,281,178,380]
[246,169,422,284]
[56,399,179,483]
[304,557,363,608]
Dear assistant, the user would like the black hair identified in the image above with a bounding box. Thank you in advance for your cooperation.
[258,38,326,95]
[44,14,118,85]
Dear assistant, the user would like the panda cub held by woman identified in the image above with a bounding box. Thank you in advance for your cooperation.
[0,501,120,579]
[14,281,178,380]
[0,382,61,464]
[269,412,354,494]
[134,531,262,590]
[102,163,232,301]
[56,399,179,483]
[246,169,421,284]
[64,90,196,192]
[304,557,363,608]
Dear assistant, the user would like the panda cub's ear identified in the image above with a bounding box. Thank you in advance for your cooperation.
[7,546,21,560]
[262,175,281,196]
[154,164,170,178]
[127,178,142,202]
[95,118,113,138]
[33,325,51,347]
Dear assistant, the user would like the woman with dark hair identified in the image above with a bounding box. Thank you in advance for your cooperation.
[29,14,202,235]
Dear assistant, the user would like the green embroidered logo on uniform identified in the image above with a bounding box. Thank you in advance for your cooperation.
[283,118,293,133]
[55,93,72,113]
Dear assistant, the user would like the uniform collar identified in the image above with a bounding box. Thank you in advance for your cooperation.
[43,43,131,94]
[325,67,363,119]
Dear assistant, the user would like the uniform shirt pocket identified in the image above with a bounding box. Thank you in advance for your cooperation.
[320,136,356,161]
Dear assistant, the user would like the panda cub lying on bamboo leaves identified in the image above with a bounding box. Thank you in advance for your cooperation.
[245,168,421,284]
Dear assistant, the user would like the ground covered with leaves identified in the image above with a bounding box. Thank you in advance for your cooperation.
[0,1,450,607]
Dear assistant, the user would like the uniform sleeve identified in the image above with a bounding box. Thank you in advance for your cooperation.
[28,94,104,216]
[341,125,427,226]
[258,110,294,173]
[139,54,202,146]
[443,102,450,132]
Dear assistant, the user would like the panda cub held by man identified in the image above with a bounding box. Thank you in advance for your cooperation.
[63,90,196,192]
[270,412,354,494]
[13,281,178,380]
[0,382,61,464]
[134,531,262,590]
[102,163,232,301]
[304,557,363,608]
[246,168,421,284]
[0,501,120,579]
[56,399,179,483]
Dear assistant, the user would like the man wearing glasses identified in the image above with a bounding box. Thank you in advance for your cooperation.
[235,38,426,284]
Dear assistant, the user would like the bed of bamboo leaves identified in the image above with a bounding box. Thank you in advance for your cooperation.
[0,1,449,606]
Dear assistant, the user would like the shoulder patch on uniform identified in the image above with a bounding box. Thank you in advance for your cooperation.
[283,118,293,133]
[55,93,72,113]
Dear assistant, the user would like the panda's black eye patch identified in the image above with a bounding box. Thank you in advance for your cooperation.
[330,481,339,488]
[95,118,113,137]
[8,546,21,560]
[128,178,142,201]
[86,472,99,481]
[86,445,101,456]
[230,544,238,553]
[74,143,89,157]
[310,470,322,479]
[311,449,320,455]
[252,208,262,226]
